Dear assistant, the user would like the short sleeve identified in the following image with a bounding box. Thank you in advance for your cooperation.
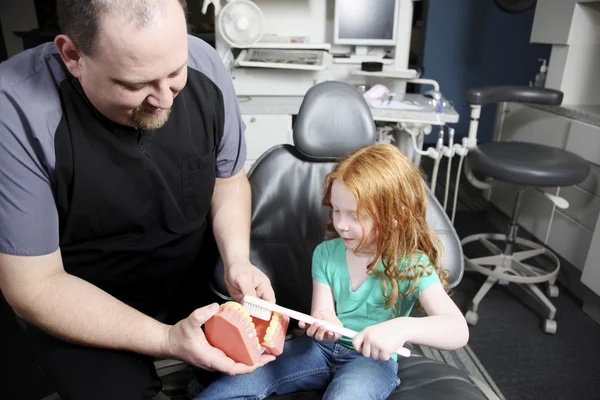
[213,64,246,178]
[0,94,59,256]
[187,36,246,178]
[311,243,329,285]
[409,254,440,302]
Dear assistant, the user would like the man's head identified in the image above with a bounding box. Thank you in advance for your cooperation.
[55,0,189,130]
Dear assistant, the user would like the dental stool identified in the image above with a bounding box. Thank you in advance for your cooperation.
[461,86,590,334]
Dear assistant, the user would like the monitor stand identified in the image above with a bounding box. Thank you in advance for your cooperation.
[350,46,386,62]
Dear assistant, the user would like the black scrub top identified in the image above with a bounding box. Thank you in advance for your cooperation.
[0,37,247,318]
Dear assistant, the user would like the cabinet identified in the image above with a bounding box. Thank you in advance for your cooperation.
[489,103,600,305]
[242,114,293,173]
[583,216,600,297]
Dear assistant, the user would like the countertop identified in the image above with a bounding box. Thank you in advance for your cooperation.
[528,104,600,128]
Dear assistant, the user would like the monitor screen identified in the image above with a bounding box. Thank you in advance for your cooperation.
[334,0,398,46]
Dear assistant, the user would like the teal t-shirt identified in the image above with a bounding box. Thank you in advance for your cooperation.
[312,238,440,360]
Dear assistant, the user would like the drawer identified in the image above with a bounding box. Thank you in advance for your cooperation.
[556,185,600,231]
[565,120,600,165]
[547,210,594,271]
[242,114,292,160]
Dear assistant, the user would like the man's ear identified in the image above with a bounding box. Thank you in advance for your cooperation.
[54,34,83,78]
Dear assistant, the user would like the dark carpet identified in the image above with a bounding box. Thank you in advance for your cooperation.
[450,209,600,400]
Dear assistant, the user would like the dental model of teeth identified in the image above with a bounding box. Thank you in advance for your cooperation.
[204,301,290,366]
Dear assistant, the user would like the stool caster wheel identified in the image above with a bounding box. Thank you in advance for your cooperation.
[465,310,479,326]
[543,319,557,334]
[547,285,559,298]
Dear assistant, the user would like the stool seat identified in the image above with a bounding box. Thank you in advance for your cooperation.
[468,141,590,187]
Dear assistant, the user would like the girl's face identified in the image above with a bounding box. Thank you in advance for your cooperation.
[330,179,375,253]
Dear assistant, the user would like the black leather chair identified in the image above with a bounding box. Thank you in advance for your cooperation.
[209,81,487,399]
[460,86,590,334]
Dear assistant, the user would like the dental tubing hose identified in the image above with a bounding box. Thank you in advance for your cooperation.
[429,126,444,191]
[450,137,469,224]
[442,128,455,212]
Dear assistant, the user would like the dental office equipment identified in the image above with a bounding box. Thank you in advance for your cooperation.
[532,58,548,88]
[242,295,412,358]
[429,126,445,192]
[364,84,423,110]
[399,122,443,189]
[424,89,446,113]
[442,128,455,212]
[334,0,400,60]
[235,48,329,71]
[450,137,469,224]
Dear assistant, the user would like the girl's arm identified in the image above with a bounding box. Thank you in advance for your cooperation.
[310,279,336,316]
[397,281,469,350]
[353,282,469,358]
[298,279,343,343]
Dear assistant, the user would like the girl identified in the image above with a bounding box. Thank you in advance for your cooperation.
[195,143,469,400]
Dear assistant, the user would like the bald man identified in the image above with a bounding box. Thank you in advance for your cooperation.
[0,0,275,398]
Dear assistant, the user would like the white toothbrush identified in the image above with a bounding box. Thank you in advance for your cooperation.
[242,295,411,358]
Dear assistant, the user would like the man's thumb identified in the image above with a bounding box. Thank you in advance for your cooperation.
[190,303,220,327]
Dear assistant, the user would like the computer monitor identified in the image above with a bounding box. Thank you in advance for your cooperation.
[333,0,399,56]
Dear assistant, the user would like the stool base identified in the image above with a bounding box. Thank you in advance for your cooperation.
[461,233,560,334]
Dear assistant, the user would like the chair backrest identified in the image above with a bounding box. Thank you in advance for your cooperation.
[212,81,463,314]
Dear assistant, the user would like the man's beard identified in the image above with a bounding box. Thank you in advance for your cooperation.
[132,105,171,130]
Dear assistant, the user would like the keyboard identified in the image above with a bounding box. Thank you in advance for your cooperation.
[235,49,328,71]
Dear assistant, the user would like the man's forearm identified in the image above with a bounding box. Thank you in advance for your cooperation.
[210,171,252,266]
[9,271,171,358]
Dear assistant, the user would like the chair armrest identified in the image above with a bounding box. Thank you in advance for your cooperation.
[466,85,563,106]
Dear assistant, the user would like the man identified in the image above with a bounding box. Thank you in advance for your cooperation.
[0,0,275,398]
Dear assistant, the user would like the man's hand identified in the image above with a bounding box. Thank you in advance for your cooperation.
[224,261,276,303]
[299,310,342,344]
[352,318,407,361]
[163,303,275,375]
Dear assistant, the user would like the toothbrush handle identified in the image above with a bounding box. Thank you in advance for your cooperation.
[249,298,412,358]
[325,325,412,358]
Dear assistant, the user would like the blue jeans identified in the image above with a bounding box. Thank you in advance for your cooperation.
[194,334,400,400]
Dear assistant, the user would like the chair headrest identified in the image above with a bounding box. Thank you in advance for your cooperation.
[293,81,377,161]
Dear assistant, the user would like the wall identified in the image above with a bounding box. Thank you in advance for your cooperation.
[539,2,600,105]
[0,0,38,57]
[421,0,551,143]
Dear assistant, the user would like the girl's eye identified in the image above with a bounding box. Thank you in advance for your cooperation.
[332,209,340,214]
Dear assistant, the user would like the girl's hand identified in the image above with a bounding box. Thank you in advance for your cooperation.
[299,311,343,344]
[353,319,407,361]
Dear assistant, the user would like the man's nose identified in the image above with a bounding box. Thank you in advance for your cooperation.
[147,82,174,109]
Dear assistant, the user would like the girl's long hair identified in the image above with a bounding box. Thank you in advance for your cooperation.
[322,143,450,311]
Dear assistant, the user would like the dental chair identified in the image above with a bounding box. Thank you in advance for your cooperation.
[461,86,590,334]
[208,81,487,400]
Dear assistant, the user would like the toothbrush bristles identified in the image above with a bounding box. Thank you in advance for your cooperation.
[242,301,272,321]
